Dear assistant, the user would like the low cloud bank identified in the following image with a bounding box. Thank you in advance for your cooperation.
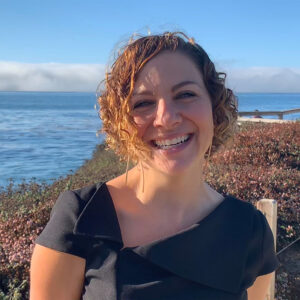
[224,67,300,93]
[0,62,105,92]
[0,61,299,93]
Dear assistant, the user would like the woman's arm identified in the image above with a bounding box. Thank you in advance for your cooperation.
[247,272,273,300]
[30,244,86,300]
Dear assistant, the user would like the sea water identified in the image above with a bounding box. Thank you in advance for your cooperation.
[0,92,102,189]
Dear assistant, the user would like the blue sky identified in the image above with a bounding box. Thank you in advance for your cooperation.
[0,0,300,92]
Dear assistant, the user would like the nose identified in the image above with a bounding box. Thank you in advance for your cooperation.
[153,98,182,129]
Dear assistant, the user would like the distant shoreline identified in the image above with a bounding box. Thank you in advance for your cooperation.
[238,117,297,123]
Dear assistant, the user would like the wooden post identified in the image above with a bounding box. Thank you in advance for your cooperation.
[256,199,277,300]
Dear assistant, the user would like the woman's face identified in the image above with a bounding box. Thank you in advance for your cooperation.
[130,51,214,176]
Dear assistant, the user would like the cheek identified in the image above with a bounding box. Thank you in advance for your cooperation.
[133,114,154,138]
[188,102,213,125]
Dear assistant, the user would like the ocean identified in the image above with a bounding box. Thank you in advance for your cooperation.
[0,92,299,189]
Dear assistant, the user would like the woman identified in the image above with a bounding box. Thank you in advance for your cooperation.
[30,32,279,300]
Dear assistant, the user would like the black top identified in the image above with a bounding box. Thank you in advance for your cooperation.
[35,182,280,300]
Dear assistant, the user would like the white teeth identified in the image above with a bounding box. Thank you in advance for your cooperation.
[154,135,190,149]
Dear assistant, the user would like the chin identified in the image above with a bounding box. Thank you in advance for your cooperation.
[142,135,207,176]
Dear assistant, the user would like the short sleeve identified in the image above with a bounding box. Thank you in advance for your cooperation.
[35,190,91,258]
[256,210,280,276]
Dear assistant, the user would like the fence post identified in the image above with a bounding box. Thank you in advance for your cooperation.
[256,199,277,300]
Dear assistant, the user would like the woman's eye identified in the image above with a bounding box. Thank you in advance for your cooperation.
[133,100,154,110]
[175,92,196,99]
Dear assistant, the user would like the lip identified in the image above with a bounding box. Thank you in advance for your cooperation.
[150,133,193,143]
[149,133,194,154]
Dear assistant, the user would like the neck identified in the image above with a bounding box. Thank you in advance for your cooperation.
[127,161,221,223]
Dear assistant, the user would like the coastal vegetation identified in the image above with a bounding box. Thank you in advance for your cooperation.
[0,122,299,299]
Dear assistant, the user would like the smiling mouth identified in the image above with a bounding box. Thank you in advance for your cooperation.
[151,134,193,150]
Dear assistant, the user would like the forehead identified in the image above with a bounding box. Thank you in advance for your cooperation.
[133,51,204,92]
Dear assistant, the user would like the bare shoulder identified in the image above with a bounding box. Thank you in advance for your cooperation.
[106,167,140,214]
[106,170,157,248]
[106,166,138,190]
[30,244,85,300]
[106,172,127,190]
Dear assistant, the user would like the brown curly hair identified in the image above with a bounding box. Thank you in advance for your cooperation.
[98,31,238,163]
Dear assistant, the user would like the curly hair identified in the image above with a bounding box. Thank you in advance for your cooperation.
[98,31,238,163]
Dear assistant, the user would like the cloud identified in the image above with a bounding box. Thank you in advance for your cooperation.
[220,66,300,93]
[0,61,299,93]
[0,61,105,92]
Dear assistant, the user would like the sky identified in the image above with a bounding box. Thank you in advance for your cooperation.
[0,0,299,93]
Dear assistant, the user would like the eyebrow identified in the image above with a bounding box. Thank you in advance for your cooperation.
[132,80,199,96]
[132,90,154,97]
[171,81,200,93]
[132,81,201,97]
